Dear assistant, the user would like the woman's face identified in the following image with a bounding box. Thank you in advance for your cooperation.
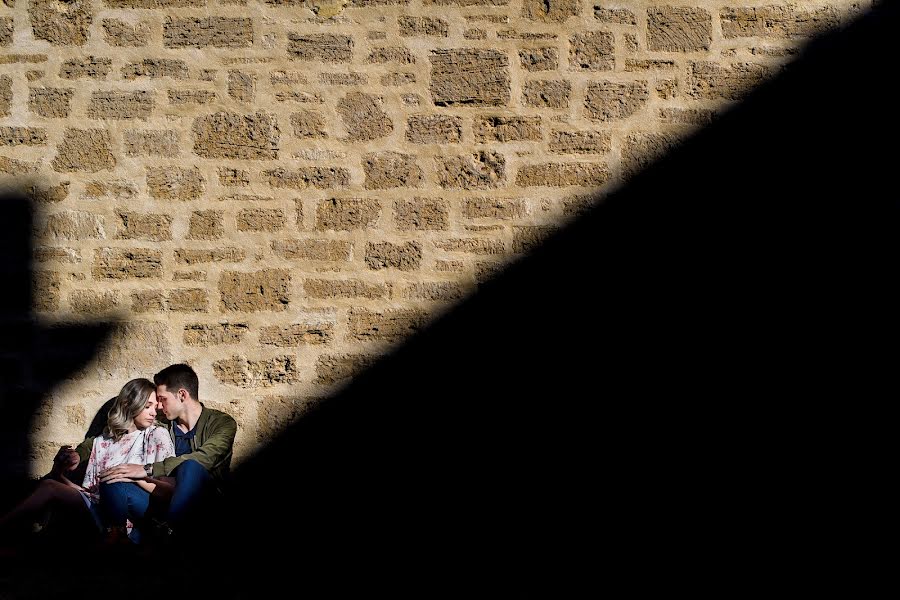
[134,392,158,429]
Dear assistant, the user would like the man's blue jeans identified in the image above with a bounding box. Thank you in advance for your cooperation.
[165,459,211,526]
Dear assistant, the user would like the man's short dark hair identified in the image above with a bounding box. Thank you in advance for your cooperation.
[154,364,199,400]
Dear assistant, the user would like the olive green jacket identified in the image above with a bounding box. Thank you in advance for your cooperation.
[75,405,237,489]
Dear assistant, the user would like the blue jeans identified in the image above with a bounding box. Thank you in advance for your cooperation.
[165,460,211,526]
[99,460,211,538]
[98,481,150,542]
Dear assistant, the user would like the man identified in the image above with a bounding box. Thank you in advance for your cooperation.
[65,363,237,538]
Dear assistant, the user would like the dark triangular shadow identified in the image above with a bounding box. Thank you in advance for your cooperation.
[182,2,895,591]
[0,194,112,508]
[4,2,896,595]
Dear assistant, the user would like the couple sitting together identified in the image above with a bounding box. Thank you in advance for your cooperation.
[0,363,237,545]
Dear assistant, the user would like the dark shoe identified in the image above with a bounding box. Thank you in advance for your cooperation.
[143,517,174,546]
[103,526,131,547]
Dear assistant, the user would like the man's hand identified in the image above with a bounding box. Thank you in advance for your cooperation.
[51,446,79,477]
[100,463,147,484]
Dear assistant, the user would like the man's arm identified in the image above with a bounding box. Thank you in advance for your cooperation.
[153,415,237,477]
[100,414,237,483]
[44,437,94,480]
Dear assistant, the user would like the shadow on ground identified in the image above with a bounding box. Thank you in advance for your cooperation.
[1,3,896,596]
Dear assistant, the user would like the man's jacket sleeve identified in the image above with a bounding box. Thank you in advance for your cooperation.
[152,414,237,477]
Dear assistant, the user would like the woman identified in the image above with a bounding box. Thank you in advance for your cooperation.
[0,378,175,543]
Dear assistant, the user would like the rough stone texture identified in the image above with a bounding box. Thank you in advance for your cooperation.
[116,211,173,241]
[0,156,40,174]
[0,76,11,117]
[436,152,506,189]
[406,115,461,143]
[515,163,610,187]
[584,81,651,121]
[219,168,249,187]
[65,405,86,428]
[213,356,300,388]
[348,308,427,341]
[169,90,217,106]
[337,93,393,141]
[51,129,114,172]
[192,112,280,160]
[96,322,171,378]
[184,323,249,346]
[175,247,245,265]
[314,353,376,385]
[228,71,256,102]
[287,34,353,62]
[45,210,105,240]
[647,7,713,52]
[290,110,327,138]
[92,248,163,279]
[721,6,840,39]
[519,47,559,71]
[522,0,579,21]
[29,0,93,46]
[164,17,253,48]
[363,152,423,189]
[399,16,449,37]
[687,61,771,100]
[146,166,204,200]
[168,289,209,312]
[315,198,381,231]
[303,279,387,300]
[186,211,223,240]
[570,31,615,71]
[395,198,449,230]
[401,282,465,301]
[272,239,352,261]
[123,130,179,157]
[29,87,74,118]
[122,59,188,80]
[1,127,47,146]
[60,57,112,80]
[266,168,350,190]
[105,0,206,6]
[28,182,69,203]
[594,7,636,24]
[622,132,679,177]
[256,396,306,441]
[522,80,571,108]
[33,271,61,311]
[462,198,525,219]
[549,131,612,155]
[434,237,505,254]
[473,116,542,142]
[365,241,422,271]
[430,49,510,106]
[103,19,151,46]
[219,270,291,312]
[237,208,286,232]
[512,225,558,253]
[0,16,12,46]
[368,46,415,64]
[69,289,119,313]
[88,91,155,120]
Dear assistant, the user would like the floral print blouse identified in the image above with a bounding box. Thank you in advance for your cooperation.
[81,425,175,503]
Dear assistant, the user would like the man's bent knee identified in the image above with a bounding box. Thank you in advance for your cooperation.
[173,460,208,479]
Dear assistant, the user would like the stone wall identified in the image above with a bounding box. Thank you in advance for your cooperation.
[0,0,868,474]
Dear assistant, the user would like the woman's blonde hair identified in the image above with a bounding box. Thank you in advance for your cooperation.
[105,378,156,441]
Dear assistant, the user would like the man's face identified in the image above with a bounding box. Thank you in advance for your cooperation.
[155,385,181,421]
